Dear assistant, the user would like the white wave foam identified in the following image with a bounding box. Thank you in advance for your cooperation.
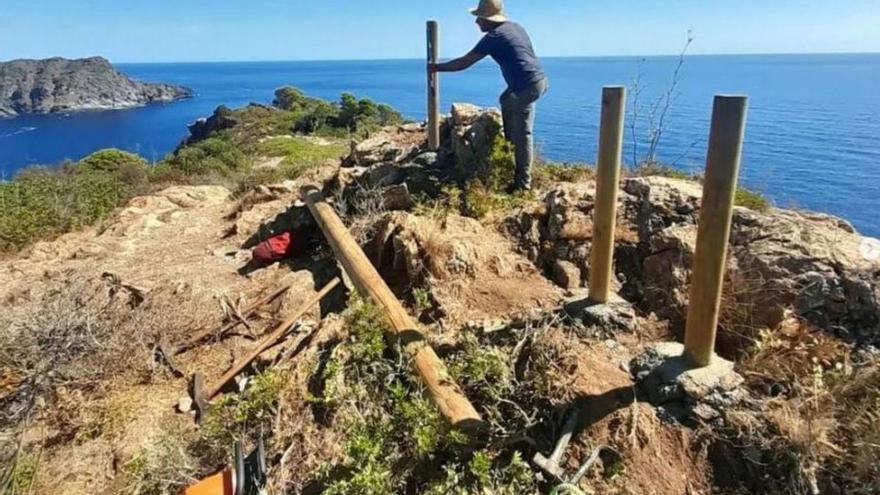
[0,126,38,138]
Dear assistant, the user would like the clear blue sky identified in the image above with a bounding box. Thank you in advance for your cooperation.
[2,0,878,63]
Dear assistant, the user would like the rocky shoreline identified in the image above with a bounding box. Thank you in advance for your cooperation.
[0,56,192,118]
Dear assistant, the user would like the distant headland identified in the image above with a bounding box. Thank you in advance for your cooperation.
[0,56,192,118]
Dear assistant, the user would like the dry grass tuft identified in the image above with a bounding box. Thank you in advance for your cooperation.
[412,219,455,280]
[338,182,389,246]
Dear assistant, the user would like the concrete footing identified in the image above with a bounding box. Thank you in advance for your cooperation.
[563,294,636,333]
[631,342,745,421]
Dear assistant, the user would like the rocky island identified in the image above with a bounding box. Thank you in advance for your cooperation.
[0,56,192,118]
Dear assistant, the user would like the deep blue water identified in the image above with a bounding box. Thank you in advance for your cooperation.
[1,55,879,236]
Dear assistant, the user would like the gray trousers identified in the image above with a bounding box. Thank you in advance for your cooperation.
[500,77,548,190]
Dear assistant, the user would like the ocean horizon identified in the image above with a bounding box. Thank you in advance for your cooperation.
[1,53,878,236]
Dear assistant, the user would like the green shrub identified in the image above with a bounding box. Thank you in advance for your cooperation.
[337,92,402,133]
[344,292,389,364]
[77,149,146,175]
[273,86,308,110]
[461,181,531,220]
[323,417,396,495]
[295,100,339,134]
[630,161,695,180]
[0,169,131,251]
[735,187,771,212]
[160,137,250,177]
[200,369,285,460]
[486,134,516,190]
[8,452,40,493]
[533,162,595,188]
[258,136,346,180]
[77,149,149,192]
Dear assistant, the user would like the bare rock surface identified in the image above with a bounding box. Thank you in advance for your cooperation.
[631,177,880,343]
[0,56,192,117]
[504,172,880,344]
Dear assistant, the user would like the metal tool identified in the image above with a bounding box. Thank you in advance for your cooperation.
[532,409,579,480]
[549,445,618,495]
[185,277,340,421]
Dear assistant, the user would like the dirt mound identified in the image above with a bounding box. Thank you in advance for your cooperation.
[372,211,560,327]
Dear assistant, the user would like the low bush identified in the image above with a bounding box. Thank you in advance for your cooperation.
[533,162,595,188]
[160,137,250,177]
[258,136,346,179]
[336,92,402,133]
[735,187,771,211]
[0,162,133,251]
[629,161,696,180]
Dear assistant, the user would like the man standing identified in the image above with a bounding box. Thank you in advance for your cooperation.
[430,0,548,193]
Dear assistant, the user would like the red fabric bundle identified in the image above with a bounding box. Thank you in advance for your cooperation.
[252,232,297,262]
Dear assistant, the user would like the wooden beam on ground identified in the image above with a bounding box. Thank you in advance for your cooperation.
[174,282,293,355]
[301,185,483,431]
[202,277,341,401]
[684,95,749,367]
[427,20,440,151]
[589,86,626,303]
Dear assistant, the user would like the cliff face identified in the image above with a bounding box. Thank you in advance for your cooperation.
[0,56,192,117]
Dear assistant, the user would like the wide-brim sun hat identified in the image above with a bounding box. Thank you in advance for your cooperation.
[470,0,508,22]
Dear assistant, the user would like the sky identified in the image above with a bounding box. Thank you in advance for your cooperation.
[1,0,879,63]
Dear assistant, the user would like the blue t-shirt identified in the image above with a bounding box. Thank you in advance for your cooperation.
[474,22,546,92]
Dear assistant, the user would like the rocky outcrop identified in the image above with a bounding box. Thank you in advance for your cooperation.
[0,57,192,117]
[635,178,880,342]
[338,104,880,344]
[506,173,880,344]
[335,103,504,213]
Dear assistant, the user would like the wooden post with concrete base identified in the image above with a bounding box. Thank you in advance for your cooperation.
[589,86,627,304]
[683,95,749,367]
[426,20,440,151]
[301,186,483,431]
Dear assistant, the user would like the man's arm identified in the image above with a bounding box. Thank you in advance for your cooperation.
[430,49,486,73]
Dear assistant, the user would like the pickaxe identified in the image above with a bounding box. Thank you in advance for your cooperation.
[188,277,340,421]
[174,282,294,356]
[533,408,580,480]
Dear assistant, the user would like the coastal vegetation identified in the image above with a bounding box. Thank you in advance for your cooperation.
[0,87,401,254]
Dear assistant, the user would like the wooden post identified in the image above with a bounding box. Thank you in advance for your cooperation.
[589,86,626,303]
[301,186,483,430]
[427,20,440,151]
[684,95,749,367]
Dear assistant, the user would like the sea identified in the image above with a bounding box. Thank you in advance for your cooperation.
[1,54,878,236]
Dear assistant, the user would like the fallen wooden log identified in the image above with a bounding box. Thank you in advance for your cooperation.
[190,277,341,420]
[175,282,293,355]
[301,185,483,431]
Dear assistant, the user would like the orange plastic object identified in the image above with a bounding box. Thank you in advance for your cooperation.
[181,468,236,495]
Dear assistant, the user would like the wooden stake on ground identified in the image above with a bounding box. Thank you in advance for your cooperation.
[202,277,341,401]
[174,282,293,355]
[684,95,749,367]
[301,185,483,431]
[589,86,627,303]
[427,20,440,151]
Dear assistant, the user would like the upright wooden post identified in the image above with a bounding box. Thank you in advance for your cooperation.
[589,86,626,303]
[301,186,482,431]
[684,95,749,367]
[427,20,440,151]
